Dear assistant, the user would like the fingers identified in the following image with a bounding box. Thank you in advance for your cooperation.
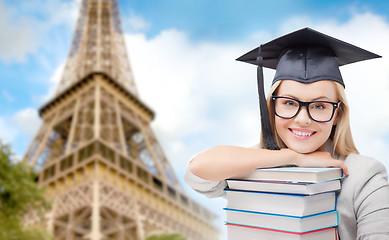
[316,156,349,176]
[295,151,349,176]
[329,160,349,176]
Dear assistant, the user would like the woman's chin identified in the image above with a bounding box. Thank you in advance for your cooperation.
[287,144,319,154]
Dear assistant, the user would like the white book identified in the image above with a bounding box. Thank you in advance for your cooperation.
[226,179,341,195]
[224,208,338,233]
[232,167,343,183]
[227,223,337,240]
[225,189,336,217]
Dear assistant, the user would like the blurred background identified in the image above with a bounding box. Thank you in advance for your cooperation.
[1,0,389,238]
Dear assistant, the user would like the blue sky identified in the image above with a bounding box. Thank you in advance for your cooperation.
[119,0,389,41]
[1,0,389,238]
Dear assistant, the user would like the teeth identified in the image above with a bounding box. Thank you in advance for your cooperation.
[292,130,313,136]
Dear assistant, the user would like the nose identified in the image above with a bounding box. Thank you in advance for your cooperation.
[294,107,312,125]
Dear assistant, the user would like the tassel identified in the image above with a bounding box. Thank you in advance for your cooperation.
[256,51,280,150]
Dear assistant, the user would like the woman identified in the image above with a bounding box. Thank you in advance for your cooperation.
[185,28,389,239]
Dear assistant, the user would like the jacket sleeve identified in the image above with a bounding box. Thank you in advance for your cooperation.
[184,160,227,199]
[353,156,389,239]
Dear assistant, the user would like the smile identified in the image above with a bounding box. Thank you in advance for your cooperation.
[289,128,316,137]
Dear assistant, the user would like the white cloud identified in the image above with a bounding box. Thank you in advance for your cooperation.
[44,0,80,27]
[15,0,80,30]
[0,108,41,157]
[35,62,66,104]
[0,0,79,63]
[0,117,17,144]
[12,108,42,139]
[125,30,261,168]
[0,1,39,63]
[123,11,151,32]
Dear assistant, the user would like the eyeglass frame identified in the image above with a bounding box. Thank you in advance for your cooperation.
[271,96,341,123]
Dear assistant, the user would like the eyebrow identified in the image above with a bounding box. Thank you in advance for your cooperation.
[281,94,332,101]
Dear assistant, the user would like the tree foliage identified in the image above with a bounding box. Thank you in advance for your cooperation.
[145,233,187,240]
[0,140,53,240]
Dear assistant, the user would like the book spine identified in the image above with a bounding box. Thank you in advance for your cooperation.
[226,223,336,235]
[224,208,339,233]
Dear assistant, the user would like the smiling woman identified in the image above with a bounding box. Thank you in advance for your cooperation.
[184,27,389,239]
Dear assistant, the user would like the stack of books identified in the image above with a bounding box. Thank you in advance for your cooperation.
[224,167,343,240]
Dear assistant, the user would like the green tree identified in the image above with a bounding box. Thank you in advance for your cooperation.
[145,233,187,240]
[0,140,54,240]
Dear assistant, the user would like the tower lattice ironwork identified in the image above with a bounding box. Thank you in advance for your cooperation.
[24,0,218,239]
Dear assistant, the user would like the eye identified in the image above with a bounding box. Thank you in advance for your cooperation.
[311,102,327,110]
[282,100,298,107]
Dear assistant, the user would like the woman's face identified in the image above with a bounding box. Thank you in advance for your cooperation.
[274,80,339,153]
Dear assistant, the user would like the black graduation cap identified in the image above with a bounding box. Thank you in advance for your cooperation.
[236,27,381,150]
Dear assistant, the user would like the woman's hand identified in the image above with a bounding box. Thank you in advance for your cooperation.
[291,150,349,176]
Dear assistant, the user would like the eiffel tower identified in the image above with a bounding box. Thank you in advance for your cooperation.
[24,0,218,239]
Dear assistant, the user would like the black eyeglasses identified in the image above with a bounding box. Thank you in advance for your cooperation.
[271,96,341,123]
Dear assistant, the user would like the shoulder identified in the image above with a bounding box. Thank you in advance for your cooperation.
[343,153,388,190]
[344,153,387,177]
[342,153,389,201]
[340,154,389,238]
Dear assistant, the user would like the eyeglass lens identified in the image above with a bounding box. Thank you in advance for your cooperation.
[274,97,336,122]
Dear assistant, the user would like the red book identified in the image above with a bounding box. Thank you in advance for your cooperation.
[226,223,337,240]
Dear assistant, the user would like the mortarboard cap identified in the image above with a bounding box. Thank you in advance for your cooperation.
[236,27,381,150]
